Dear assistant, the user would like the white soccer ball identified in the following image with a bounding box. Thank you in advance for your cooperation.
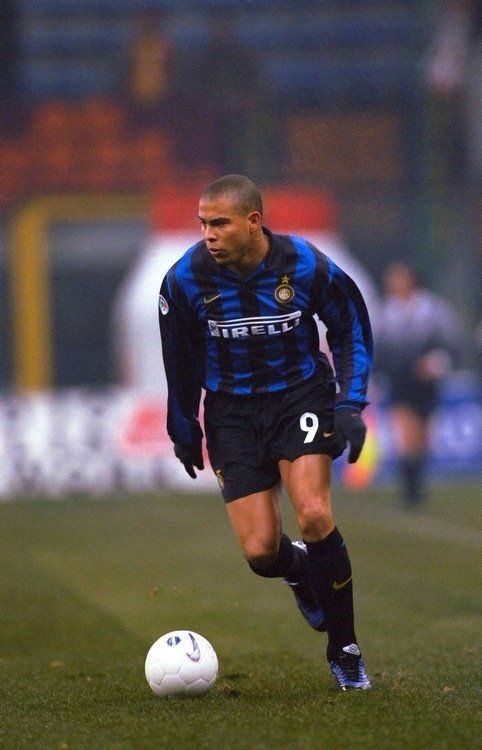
[145,630,218,696]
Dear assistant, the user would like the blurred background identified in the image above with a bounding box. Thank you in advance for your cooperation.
[0,0,480,497]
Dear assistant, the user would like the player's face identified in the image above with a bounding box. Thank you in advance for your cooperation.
[198,196,260,269]
[384,263,416,299]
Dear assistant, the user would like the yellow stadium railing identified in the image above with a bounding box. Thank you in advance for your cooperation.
[10,194,149,391]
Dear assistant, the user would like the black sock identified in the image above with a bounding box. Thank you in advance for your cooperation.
[304,528,357,661]
[248,534,304,579]
[400,456,426,506]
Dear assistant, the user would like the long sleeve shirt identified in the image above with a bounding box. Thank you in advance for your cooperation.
[159,228,373,446]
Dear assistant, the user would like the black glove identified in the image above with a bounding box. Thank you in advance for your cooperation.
[174,441,204,479]
[334,407,366,463]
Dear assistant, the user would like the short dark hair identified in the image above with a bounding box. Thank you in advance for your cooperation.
[200,174,263,216]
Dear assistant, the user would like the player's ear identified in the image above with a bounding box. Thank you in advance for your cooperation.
[247,210,262,232]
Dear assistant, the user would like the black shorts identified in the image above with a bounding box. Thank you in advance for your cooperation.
[204,372,338,502]
[389,377,438,419]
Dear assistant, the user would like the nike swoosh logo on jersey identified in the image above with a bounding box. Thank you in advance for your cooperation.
[333,575,352,590]
[204,293,221,305]
[185,632,201,662]
[323,431,335,437]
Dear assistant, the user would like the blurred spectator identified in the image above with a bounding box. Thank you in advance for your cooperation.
[177,12,276,180]
[374,262,464,508]
[124,8,178,133]
[426,0,482,182]
[426,0,472,96]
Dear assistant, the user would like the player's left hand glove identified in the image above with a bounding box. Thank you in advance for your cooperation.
[334,407,366,463]
[174,441,204,479]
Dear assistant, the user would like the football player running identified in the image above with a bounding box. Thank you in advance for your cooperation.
[159,174,373,690]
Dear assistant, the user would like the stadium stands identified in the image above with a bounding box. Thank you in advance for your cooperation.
[287,112,401,188]
[17,2,424,104]
[0,1,426,208]
[0,98,175,206]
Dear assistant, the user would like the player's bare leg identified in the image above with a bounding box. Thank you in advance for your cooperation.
[225,486,282,567]
[391,405,429,506]
[280,453,371,690]
[225,485,324,629]
[278,454,334,541]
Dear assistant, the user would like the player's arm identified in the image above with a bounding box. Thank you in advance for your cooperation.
[158,272,204,478]
[315,257,374,462]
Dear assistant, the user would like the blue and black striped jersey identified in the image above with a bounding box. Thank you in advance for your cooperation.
[159,228,373,447]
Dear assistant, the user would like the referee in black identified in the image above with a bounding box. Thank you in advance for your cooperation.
[159,174,373,690]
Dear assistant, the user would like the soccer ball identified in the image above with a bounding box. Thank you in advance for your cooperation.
[145,630,218,696]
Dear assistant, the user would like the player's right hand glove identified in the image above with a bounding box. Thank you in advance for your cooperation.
[174,441,204,479]
[334,407,367,463]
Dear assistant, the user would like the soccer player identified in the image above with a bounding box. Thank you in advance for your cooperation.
[158,175,373,691]
[374,261,463,507]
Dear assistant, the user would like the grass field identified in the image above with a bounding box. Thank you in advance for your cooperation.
[0,481,480,749]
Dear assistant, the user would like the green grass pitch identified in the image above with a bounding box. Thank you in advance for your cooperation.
[0,482,480,749]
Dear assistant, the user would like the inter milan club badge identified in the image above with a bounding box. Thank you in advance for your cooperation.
[274,275,295,304]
